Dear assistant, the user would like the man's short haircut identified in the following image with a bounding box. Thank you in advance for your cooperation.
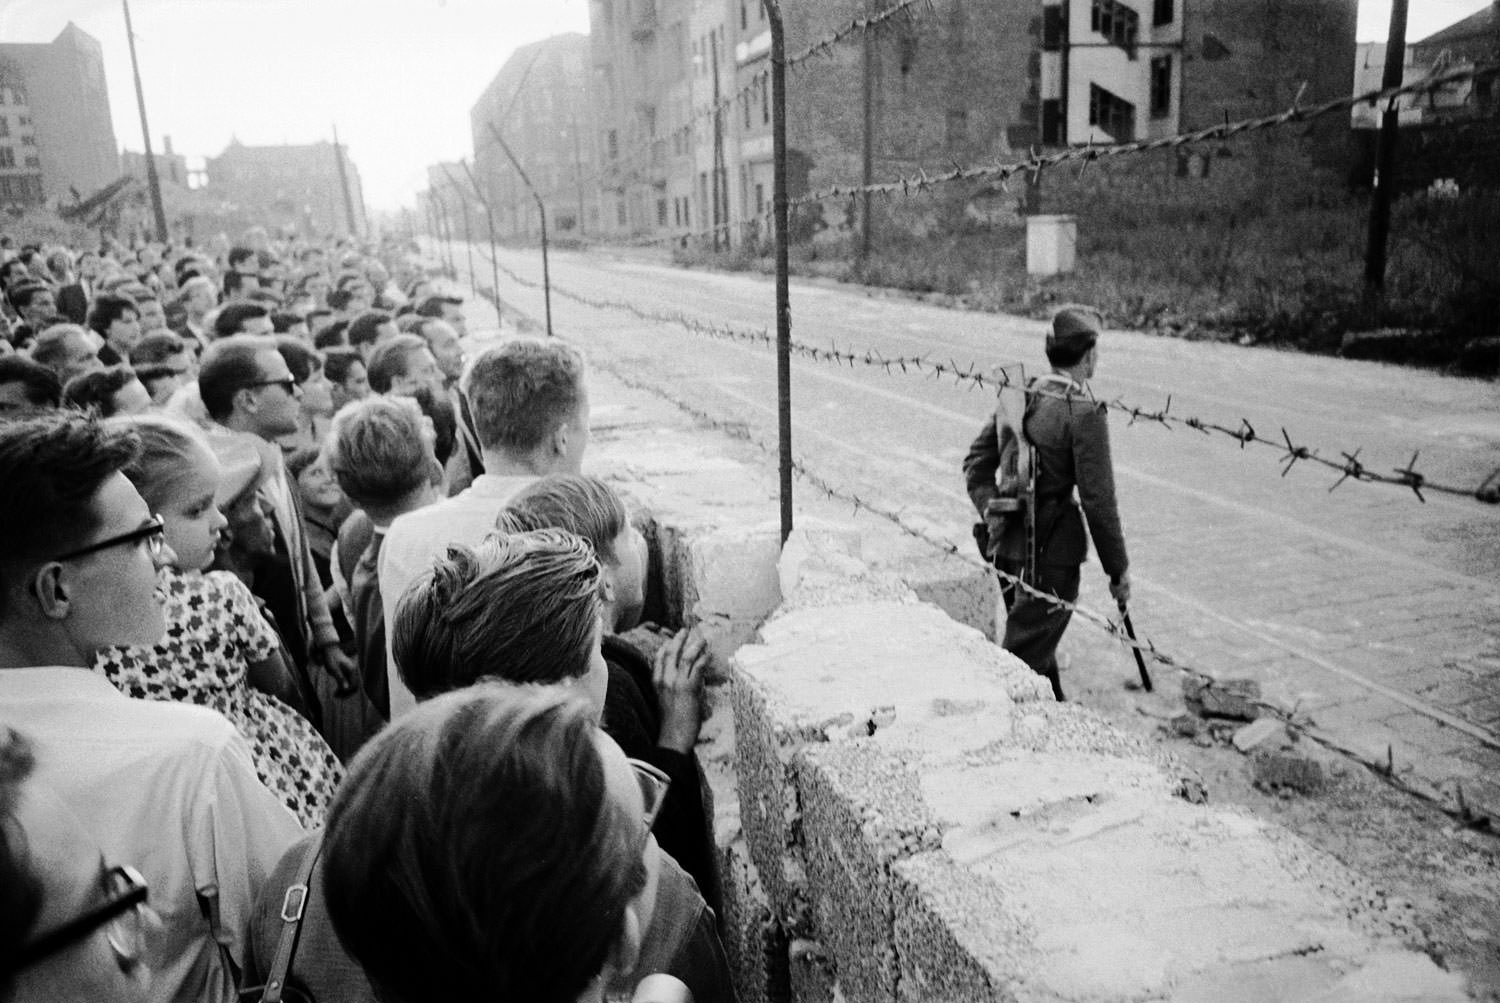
[274,336,321,384]
[414,294,462,319]
[326,396,432,510]
[465,339,585,454]
[391,530,602,701]
[312,319,348,351]
[323,684,644,1003]
[0,355,62,410]
[227,246,257,270]
[334,272,366,292]
[6,282,51,313]
[0,725,42,998]
[366,334,427,394]
[86,293,138,340]
[321,347,363,385]
[129,331,186,367]
[325,288,353,312]
[269,311,304,334]
[27,324,90,370]
[497,474,627,566]
[394,313,425,334]
[213,301,271,340]
[0,412,141,609]
[198,335,275,421]
[346,311,392,350]
[62,365,138,417]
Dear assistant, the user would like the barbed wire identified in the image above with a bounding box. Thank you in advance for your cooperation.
[596,359,1499,830]
[506,0,936,203]
[471,240,1489,503]
[789,61,1500,207]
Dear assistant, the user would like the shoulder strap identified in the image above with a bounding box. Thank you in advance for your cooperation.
[258,832,326,1003]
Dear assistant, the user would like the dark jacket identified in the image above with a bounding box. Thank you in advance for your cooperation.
[963,377,1128,580]
[602,634,723,919]
[56,282,89,325]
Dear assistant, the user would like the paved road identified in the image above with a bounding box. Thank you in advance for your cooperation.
[454,241,1500,819]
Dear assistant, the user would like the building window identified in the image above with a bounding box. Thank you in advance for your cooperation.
[617,200,627,226]
[740,0,748,30]
[1150,55,1172,118]
[1042,5,1064,51]
[1153,0,1173,26]
[682,197,689,227]
[761,77,770,124]
[1088,84,1135,141]
[22,156,37,169]
[945,109,968,148]
[658,198,668,225]
[743,89,752,129]
[18,134,32,147]
[0,117,8,138]
[608,129,619,159]
[0,147,14,169]
[1041,99,1064,145]
[1090,0,1139,55]
[755,183,765,215]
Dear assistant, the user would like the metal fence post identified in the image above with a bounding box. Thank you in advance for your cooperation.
[439,164,478,298]
[763,0,793,543]
[459,159,503,314]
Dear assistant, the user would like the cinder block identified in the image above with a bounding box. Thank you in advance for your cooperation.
[1252,751,1326,794]
[787,939,837,1003]
[891,852,1029,1003]
[691,523,785,681]
[730,666,813,929]
[905,558,1001,642]
[720,834,791,1003]
[797,743,941,1002]
[1183,674,1262,721]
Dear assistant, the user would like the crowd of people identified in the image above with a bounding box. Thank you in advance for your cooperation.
[0,228,726,1003]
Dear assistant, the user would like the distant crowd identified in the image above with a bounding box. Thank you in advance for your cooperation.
[0,227,728,1002]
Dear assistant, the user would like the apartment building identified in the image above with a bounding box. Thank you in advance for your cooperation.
[0,23,119,207]
[470,33,597,238]
[584,0,1358,244]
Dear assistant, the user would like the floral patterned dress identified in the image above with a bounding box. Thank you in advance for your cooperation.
[93,566,342,828]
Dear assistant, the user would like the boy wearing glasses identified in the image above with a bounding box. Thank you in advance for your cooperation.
[0,413,303,1003]
[0,726,156,1003]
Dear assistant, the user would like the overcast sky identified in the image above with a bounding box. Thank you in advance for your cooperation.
[0,0,1489,211]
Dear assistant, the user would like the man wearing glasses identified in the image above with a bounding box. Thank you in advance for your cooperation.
[0,412,303,1003]
[199,336,360,728]
[0,726,157,1003]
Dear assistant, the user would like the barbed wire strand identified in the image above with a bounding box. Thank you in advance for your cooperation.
[470,243,1488,503]
[595,358,1498,831]
[789,61,1500,206]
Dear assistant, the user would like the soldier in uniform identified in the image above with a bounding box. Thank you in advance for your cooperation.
[963,307,1130,700]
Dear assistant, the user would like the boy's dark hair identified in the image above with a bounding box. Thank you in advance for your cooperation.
[0,356,62,410]
[323,685,643,1003]
[85,293,137,339]
[0,413,141,609]
[62,365,138,416]
[213,301,271,340]
[322,347,363,385]
[346,311,392,350]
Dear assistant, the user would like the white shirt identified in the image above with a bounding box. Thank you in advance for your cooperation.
[378,473,535,717]
[0,668,303,1003]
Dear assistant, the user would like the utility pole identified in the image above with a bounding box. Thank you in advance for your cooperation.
[859,0,876,262]
[331,123,359,238]
[711,28,725,251]
[1364,0,1408,303]
[122,0,168,243]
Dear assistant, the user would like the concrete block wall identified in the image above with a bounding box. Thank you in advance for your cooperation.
[588,392,1471,1003]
